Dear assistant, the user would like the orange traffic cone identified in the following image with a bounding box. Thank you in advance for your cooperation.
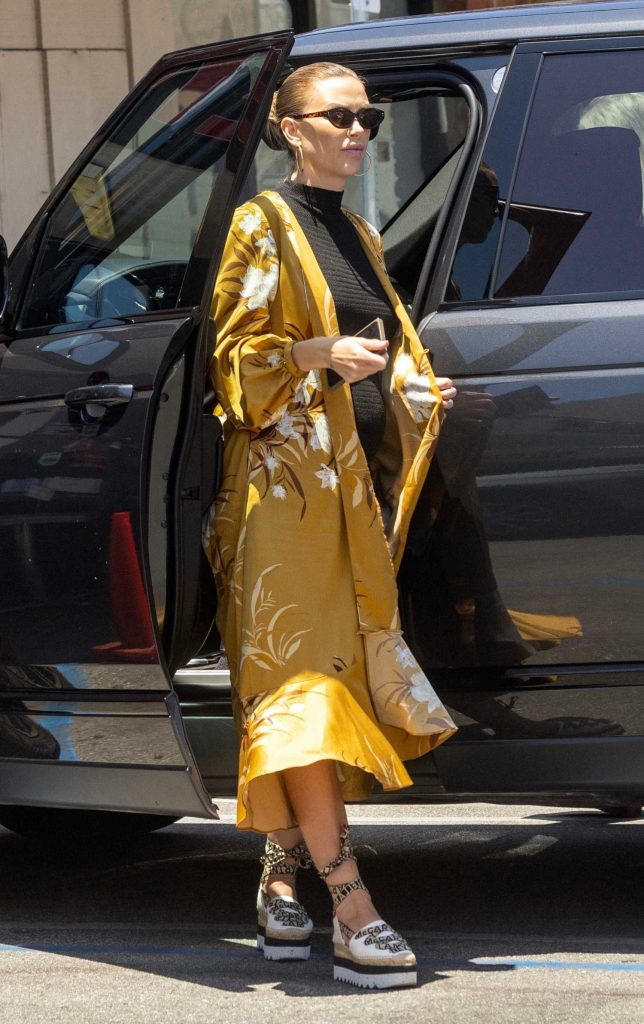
[92,511,157,662]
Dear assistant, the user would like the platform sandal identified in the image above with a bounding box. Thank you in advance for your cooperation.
[319,826,417,989]
[257,837,314,961]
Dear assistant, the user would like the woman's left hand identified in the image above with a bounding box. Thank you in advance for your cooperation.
[436,376,457,410]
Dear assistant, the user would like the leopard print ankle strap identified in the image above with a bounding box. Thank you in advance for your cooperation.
[260,837,312,879]
[327,876,368,910]
[317,825,356,879]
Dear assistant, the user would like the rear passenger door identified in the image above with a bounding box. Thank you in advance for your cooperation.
[403,39,644,780]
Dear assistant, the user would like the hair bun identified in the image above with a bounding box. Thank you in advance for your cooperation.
[263,90,289,151]
[263,63,365,160]
[263,115,289,151]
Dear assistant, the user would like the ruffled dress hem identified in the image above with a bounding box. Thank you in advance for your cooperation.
[235,671,455,833]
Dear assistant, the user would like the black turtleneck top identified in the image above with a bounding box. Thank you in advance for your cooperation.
[277,179,397,463]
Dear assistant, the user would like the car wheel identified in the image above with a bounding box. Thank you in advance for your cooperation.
[0,806,179,840]
[597,804,642,819]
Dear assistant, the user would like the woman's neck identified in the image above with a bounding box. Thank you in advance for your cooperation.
[281,179,344,217]
[289,172,346,192]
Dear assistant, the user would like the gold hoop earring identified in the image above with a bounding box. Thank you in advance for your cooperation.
[295,145,304,174]
[354,151,372,177]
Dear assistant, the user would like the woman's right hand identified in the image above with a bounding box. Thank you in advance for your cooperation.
[291,334,389,380]
[327,335,389,383]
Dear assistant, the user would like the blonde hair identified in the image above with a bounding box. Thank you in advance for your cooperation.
[265,62,366,157]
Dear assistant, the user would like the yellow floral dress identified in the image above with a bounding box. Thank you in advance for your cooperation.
[203,191,457,834]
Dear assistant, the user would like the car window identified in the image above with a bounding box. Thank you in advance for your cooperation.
[446,160,502,302]
[243,85,469,302]
[19,54,266,330]
[446,49,644,304]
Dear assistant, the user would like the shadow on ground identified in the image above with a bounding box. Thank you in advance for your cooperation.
[1,812,642,994]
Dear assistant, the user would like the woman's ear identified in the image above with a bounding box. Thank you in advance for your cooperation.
[280,116,301,150]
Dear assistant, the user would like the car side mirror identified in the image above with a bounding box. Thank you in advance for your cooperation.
[0,235,8,323]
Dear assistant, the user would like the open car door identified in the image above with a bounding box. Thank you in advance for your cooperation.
[0,31,293,825]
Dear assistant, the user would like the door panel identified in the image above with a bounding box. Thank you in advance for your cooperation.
[404,320,644,672]
[0,31,293,816]
[398,41,644,776]
[433,735,644,797]
[0,318,191,669]
[0,700,187,764]
[0,760,211,817]
[401,325,644,758]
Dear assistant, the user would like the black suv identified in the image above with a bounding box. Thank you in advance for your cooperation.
[1,0,643,838]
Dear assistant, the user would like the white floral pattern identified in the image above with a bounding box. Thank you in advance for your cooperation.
[243,401,341,519]
[276,409,300,440]
[255,229,277,256]
[395,644,416,669]
[393,352,413,379]
[241,263,278,310]
[392,352,437,423]
[409,671,442,712]
[239,210,263,235]
[363,630,457,739]
[293,370,320,409]
[315,465,339,490]
[239,565,311,671]
[206,193,456,832]
[402,372,438,423]
[310,413,332,453]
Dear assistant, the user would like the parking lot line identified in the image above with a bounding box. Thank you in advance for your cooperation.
[0,943,642,973]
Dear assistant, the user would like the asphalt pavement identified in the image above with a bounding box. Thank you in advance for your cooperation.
[0,800,643,1024]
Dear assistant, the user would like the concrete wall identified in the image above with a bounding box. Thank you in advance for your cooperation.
[0,0,291,248]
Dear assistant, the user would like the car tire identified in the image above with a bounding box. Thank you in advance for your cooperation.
[0,806,179,840]
[597,804,642,819]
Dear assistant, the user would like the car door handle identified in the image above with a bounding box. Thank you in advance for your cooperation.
[64,383,134,409]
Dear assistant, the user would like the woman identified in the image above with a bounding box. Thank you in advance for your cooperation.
[203,62,457,989]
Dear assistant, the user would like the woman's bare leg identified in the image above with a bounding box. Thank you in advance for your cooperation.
[264,825,305,899]
[264,761,345,900]
[281,759,381,931]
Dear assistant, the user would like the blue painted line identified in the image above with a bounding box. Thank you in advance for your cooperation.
[589,579,644,588]
[0,945,225,956]
[0,945,642,972]
[56,665,91,687]
[31,709,78,761]
[49,664,89,761]
[472,958,644,972]
[31,665,91,761]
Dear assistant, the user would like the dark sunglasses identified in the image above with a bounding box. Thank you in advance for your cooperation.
[291,106,385,136]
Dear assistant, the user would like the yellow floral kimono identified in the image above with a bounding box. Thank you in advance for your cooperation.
[203,190,457,833]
